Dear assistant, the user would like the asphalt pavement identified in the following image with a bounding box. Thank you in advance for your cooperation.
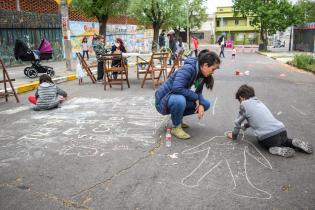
[0,50,314,210]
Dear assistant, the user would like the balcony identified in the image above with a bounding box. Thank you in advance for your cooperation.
[216,25,258,32]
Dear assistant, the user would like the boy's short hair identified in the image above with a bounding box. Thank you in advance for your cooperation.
[235,84,255,101]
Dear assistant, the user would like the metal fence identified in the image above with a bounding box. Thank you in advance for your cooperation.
[0,10,63,66]
[293,28,315,53]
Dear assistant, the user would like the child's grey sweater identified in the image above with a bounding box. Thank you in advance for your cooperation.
[232,97,285,140]
[34,82,67,110]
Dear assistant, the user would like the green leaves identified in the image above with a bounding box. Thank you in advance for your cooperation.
[72,0,128,18]
[296,0,315,22]
[233,0,305,42]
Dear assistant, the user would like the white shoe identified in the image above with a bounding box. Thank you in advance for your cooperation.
[292,139,313,154]
[269,147,295,157]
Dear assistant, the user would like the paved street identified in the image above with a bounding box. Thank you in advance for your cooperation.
[0,51,314,210]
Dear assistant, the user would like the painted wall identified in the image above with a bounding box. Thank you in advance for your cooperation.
[69,21,153,58]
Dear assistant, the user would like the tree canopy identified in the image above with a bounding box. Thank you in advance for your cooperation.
[128,0,184,50]
[233,0,304,51]
[296,0,315,23]
[72,0,128,40]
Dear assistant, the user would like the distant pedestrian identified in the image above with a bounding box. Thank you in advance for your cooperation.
[226,84,313,157]
[218,35,225,58]
[159,30,166,49]
[82,37,89,60]
[76,57,84,85]
[192,36,199,57]
[92,33,98,51]
[167,30,177,65]
[94,35,107,83]
[232,46,236,60]
[175,37,183,54]
[28,74,67,111]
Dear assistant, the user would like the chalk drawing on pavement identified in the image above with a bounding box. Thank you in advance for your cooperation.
[181,130,272,199]
[0,96,166,166]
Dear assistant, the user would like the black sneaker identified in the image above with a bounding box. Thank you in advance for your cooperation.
[269,147,295,157]
[292,139,313,154]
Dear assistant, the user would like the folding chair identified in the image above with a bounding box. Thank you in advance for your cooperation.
[136,56,149,79]
[0,59,19,103]
[140,52,168,89]
[76,52,97,83]
[101,54,130,91]
[167,50,184,78]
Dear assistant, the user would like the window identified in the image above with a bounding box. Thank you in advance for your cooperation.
[238,33,244,39]
[249,19,253,26]
[235,20,239,25]
[248,33,255,39]
[192,32,204,40]
[220,9,223,11]
[216,20,220,27]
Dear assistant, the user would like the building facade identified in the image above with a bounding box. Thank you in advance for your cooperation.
[192,14,215,44]
[215,6,259,45]
[293,22,315,53]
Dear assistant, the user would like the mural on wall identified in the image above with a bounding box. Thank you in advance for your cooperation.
[69,21,99,58]
[69,21,153,57]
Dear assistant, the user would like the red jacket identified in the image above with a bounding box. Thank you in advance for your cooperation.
[192,37,198,49]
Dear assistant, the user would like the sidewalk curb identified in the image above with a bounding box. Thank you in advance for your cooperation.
[1,73,83,95]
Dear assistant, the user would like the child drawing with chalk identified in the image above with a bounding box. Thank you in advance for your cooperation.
[226,84,313,157]
[28,74,67,111]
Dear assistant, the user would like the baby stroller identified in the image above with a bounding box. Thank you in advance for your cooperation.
[14,38,55,78]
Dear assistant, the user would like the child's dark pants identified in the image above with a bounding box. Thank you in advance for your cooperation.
[259,131,295,149]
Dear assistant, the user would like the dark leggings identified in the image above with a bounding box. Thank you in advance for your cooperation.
[97,61,104,80]
[259,131,295,149]
[194,49,198,57]
[82,50,89,59]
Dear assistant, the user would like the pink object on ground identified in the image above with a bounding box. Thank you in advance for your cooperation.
[28,95,37,104]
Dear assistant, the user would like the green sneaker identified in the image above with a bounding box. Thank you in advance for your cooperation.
[181,122,189,129]
[171,126,191,140]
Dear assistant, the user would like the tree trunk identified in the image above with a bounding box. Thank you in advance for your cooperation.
[259,20,268,51]
[152,22,160,52]
[259,28,268,51]
[99,15,109,43]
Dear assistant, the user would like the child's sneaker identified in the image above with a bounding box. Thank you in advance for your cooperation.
[171,126,191,140]
[292,139,313,154]
[269,147,295,157]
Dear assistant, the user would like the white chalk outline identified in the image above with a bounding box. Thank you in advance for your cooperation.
[290,105,307,116]
[181,130,272,199]
[212,97,218,116]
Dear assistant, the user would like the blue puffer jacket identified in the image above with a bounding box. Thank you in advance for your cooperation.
[155,57,206,115]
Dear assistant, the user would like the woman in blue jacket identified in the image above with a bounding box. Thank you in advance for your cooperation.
[155,50,220,139]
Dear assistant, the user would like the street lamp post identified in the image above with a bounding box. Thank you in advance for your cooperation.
[60,0,72,71]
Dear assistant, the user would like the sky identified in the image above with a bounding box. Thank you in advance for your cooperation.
[205,0,299,14]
